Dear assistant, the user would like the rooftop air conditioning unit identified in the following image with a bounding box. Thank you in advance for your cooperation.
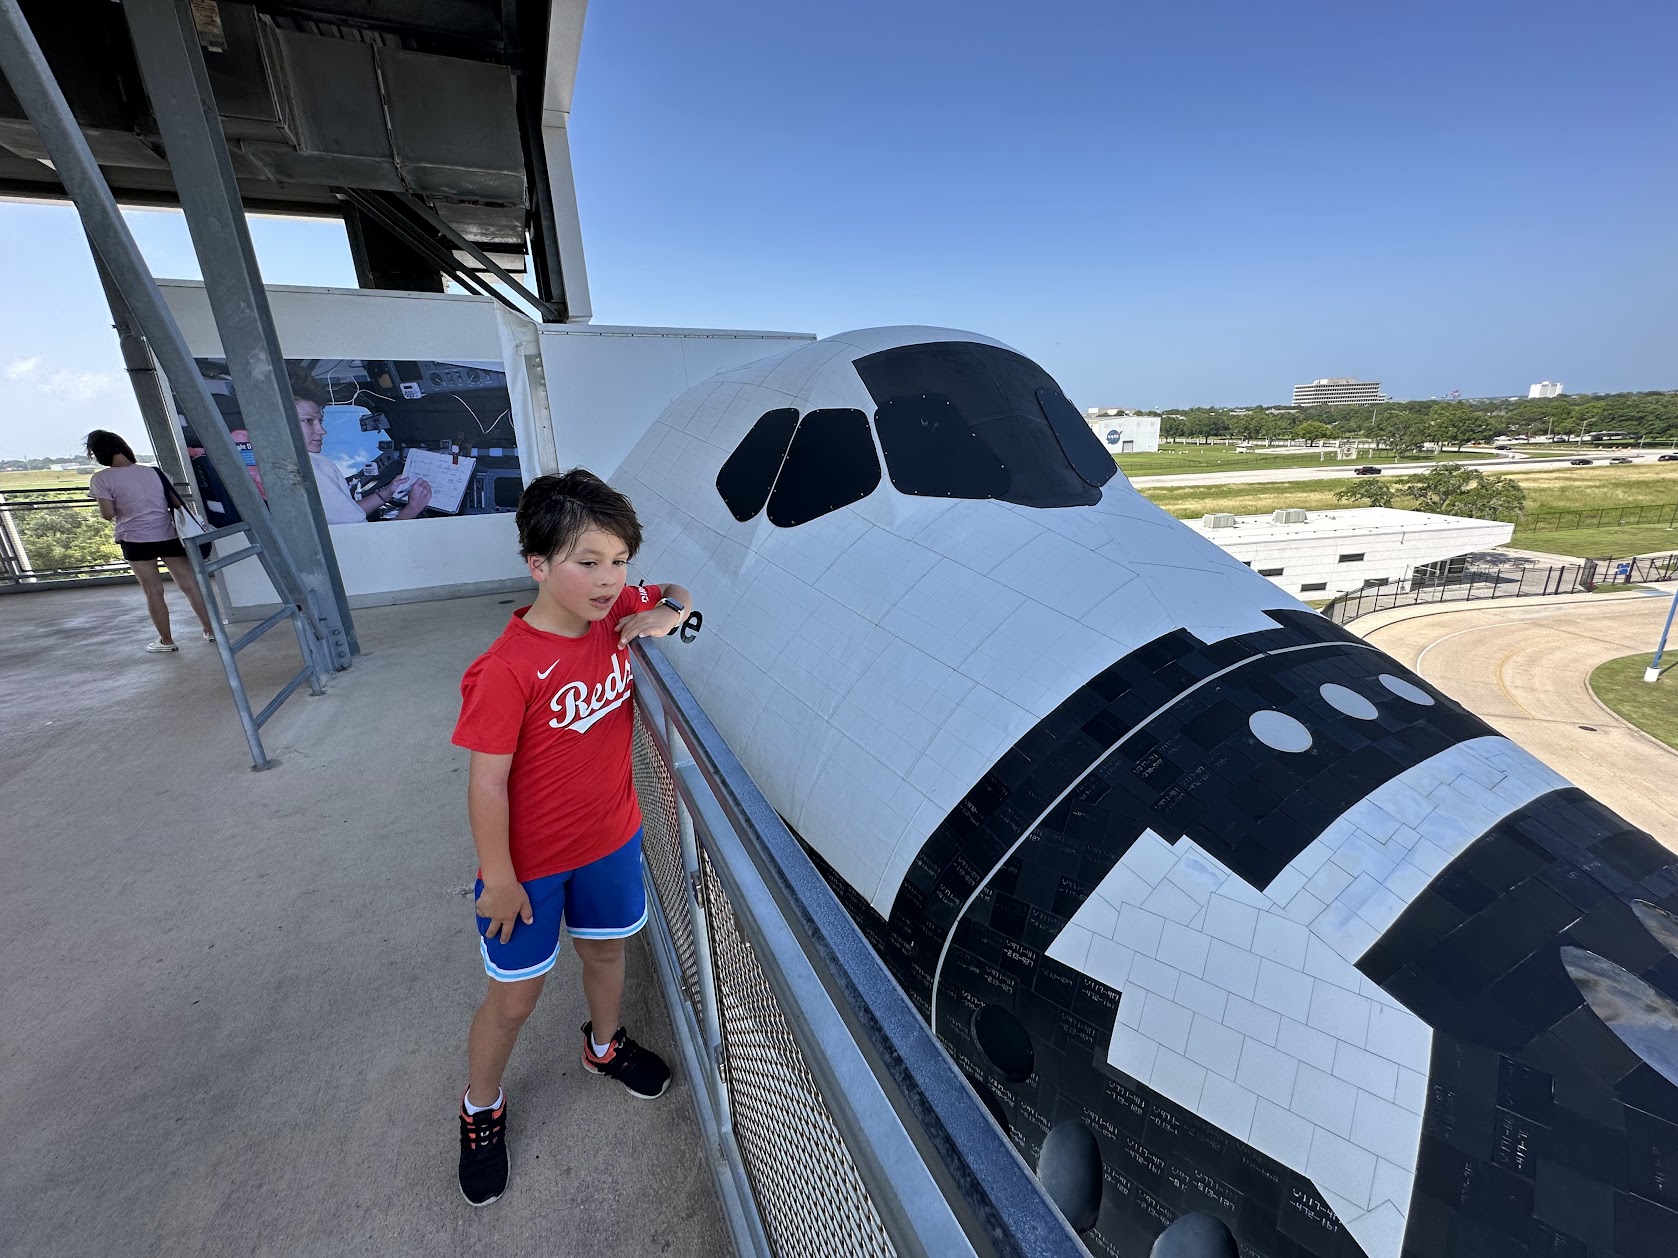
[1272,509,1309,524]
[1202,513,1238,529]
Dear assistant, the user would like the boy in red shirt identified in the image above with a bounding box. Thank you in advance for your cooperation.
[451,469,695,1207]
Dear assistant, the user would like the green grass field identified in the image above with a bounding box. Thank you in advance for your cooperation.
[1116,444,1439,478]
[1137,463,1678,529]
[1589,654,1678,752]
[1511,525,1678,559]
[0,469,97,493]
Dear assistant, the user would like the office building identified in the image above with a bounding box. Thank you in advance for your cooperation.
[1086,414,1160,453]
[1528,381,1564,399]
[1291,378,1386,407]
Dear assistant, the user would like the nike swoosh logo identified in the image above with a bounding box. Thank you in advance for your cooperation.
[536,660,561,679]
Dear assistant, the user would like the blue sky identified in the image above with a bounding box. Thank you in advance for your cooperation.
[2,0,1674,458]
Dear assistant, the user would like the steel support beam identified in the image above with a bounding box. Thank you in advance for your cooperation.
[89,249,191,493]
[120,0,357,661]
[0,0,337,677]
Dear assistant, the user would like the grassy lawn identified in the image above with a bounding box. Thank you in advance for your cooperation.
[1137,462,1678,524]
[1117,444,1439,478]
[1511,525,1678,559]
[1589,654,1678,752]
[0,469,96,493]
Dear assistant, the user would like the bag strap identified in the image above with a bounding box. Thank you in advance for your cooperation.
[152,465,187,512]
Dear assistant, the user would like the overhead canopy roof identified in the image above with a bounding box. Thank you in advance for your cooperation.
[0,0,586,314]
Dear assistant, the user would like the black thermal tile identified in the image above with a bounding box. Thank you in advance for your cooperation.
[1613,1189,1678,1258]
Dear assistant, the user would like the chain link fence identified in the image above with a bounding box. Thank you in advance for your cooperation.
[1517,501,1678,534]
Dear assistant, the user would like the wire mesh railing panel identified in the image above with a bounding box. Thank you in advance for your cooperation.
[699,852,897,1258]
[633,714,701,1009]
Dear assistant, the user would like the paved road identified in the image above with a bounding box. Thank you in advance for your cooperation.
[1127,448,1677,488]
[1360,592,1678,845]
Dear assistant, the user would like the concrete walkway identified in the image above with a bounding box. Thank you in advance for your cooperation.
[0,585,726,1258]
[1356,586,1678,845]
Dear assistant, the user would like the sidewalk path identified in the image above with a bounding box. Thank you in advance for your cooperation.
[1357,590,1678,845]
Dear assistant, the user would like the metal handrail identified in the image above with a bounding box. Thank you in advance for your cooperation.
[629,639,1088,1258]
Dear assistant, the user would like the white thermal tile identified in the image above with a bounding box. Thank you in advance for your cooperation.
[1085,936,1136,990]
[1308,982,1373,1045]
[1393,1067,1428,1116]
[1236,1038,1302,1107]
[1137,993,1194,1055]
[1127,954,1181,1000]
[1109,1018,1160,1081]
[1306,1128,1378,1211]
[1332,1041,1399,1101]
[1366,1002,1432,1067]
[1204,895,1259,950]
[1158,921,1213,975]
[1205,941,1261,999]
[1253,960,1315,1023]
[1113,904,1167,956]
[1186,1014,1246,1079]
[1174,973,1231,1022]
[1223,994,1282,1046]
[1198,1073,1260,1143]
[1075,895,1119,940]
[1370,1156,1413,1211]
[1142,878,1202,925]
[1251,1099,1316,1169]
[1345,1202,1406,1258]
[1046,923,1094,971]
[1164,843,1229,903]
[1276,1017,1339,1073]
[1122,832,1180,887]
[1352,1092,1422,1172]
[1303,933,1362,992]
[1253,916,1309,968]
[1150,1048,1209,1112]
[1289,1062,1357,1137]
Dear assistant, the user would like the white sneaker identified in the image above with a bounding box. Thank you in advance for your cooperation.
[145,640,179,653]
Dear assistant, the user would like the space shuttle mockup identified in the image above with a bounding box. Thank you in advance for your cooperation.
[616,327,1678,1258]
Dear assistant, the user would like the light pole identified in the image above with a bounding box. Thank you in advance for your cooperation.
[1648,582,1678,684]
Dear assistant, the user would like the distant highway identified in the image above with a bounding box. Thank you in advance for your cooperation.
[1126,448,1678,488]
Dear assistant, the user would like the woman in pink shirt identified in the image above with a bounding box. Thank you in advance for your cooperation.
[86,430,216,653]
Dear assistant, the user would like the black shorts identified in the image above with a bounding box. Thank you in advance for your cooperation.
[120,537,186,562]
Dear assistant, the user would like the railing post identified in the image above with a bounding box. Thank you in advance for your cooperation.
[667,711,735,1133]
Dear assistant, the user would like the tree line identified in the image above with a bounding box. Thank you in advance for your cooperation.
[1150,391,1678,450]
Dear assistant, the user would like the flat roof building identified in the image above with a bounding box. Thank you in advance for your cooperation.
[1186,506,1514,597]
[1529,381,1565,399]
[1086,414,1160,454]
[1292,378,1386,407]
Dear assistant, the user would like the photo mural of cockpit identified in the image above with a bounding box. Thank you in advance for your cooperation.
[187,356,523,525]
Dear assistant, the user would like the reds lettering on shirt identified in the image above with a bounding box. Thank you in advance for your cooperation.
[547,648,633,733]
[450,582,662,882]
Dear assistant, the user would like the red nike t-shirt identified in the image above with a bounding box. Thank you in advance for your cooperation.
[451,583,661,881]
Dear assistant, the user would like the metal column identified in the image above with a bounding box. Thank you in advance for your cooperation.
[120,0,357,661]
[0,0,333,679]
[90,249,190,492]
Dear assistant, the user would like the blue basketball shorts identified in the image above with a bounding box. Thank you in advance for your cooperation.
[474,829,648,983]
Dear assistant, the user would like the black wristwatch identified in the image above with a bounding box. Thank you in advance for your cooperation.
[657,596,685,634]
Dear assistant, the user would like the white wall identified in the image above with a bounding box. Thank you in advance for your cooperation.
[1199,516,1514,596]
[536,324,814,479]
[1091,415,1160,454]
[158,282,812,611]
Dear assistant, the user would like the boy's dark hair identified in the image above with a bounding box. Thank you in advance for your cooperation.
[517,469,643,561]
[85,430,136,466]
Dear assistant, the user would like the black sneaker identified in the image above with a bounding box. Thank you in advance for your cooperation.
[458,1094,508,1207]
[582,1022,671,1099]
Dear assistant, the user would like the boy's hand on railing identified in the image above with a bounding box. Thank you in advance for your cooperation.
[476,878,533,944]
[617,605,685,646]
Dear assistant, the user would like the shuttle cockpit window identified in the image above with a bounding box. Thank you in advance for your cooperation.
[715,341,1116,527]
[856,341,1116,508]
[716,407,880,526]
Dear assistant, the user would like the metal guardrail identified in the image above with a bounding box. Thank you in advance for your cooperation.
[1323,552,1678,624]
[627,639,1089,1258]
[0,486,131,587]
